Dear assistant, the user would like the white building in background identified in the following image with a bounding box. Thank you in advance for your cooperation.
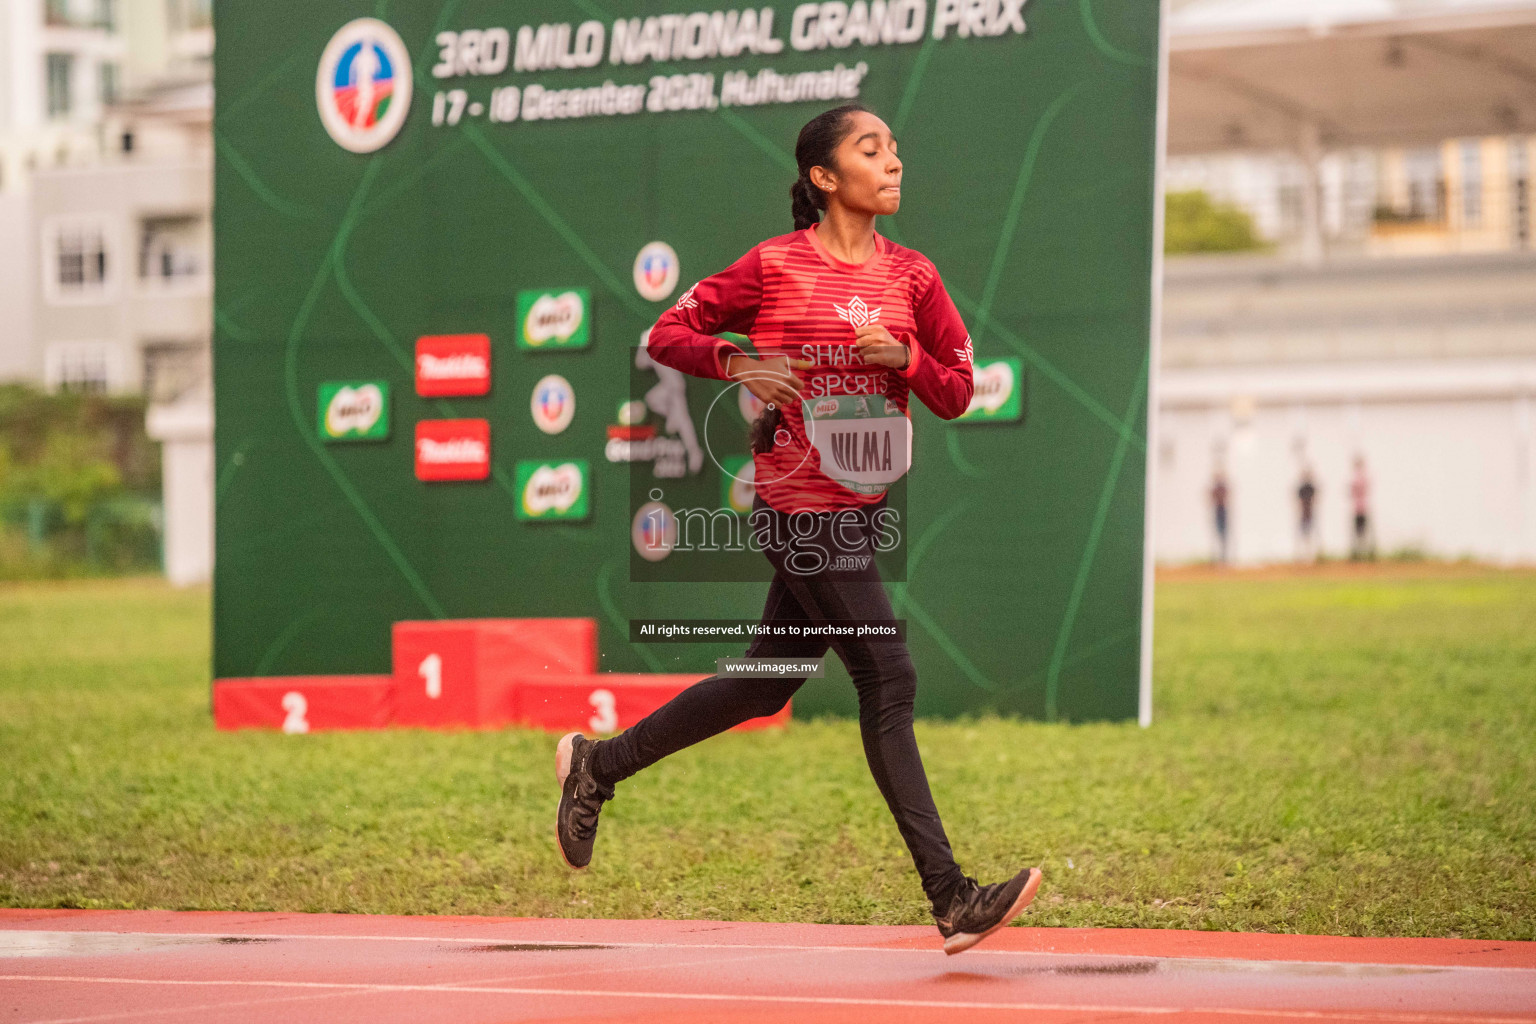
[1154,252,1536,566]
[0,0,212,396]
[0,0,126,383]
[1154,0,1536,566]
[1165,136,1534,261]
[1164,149,1383,258]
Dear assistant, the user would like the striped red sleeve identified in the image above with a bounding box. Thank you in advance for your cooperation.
[645,246,763,381]
[897,265,975,420]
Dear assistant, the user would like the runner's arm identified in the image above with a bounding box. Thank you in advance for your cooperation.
[646,247,763,381]
[897,266,975,420]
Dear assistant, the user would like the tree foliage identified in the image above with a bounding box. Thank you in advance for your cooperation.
[1164,190,1267,254]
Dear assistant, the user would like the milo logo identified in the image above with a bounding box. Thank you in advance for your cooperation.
[517,288,591,350]
[812,399,840,419]
[958,358,1024,423]
[515,460,590,521]
[318,381,389,441]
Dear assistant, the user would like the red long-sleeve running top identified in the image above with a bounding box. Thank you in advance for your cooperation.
[646,223,976,513]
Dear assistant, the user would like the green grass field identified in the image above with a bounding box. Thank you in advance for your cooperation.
[1,569,1533,939]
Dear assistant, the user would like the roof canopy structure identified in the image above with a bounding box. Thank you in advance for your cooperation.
[1168,0,1536,154]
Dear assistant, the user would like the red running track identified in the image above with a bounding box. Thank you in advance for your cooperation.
[1,909,1533,1023]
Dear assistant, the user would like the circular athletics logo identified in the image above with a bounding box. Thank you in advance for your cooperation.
[316,18,413,154]
[531,374,575,435]
[631,499,677,562]
[633,241,680,302]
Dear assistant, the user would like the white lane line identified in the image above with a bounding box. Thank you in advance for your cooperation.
[28,987,361,1024]
[472,944,813,986]
[2,930,1530,974]
[1,974,1533,1024]
[19,949,840,1023]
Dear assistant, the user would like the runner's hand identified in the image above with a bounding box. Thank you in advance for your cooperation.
[853,325,909,369]
[728,353,805,408]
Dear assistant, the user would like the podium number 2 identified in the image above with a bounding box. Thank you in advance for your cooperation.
[419,653,442,699]
[281,691,310,734]
[588,689,617,733]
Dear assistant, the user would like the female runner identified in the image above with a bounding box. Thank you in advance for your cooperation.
[555,103,1041,955]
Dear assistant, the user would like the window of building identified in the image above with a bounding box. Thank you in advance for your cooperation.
[1460,140,1483,228]
[46,343,113,394]
[59,226,107,290]
[44,0,70,26]
[96,0,116,30]
[46,53,73,119]
[138,215,205,283]
[45,218,112,302]
[99,61,119,106]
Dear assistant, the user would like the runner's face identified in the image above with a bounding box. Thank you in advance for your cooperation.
[819,112,902,217]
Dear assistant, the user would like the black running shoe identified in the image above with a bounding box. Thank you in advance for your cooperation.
[554,732,614,870]
[933,867,1042,955]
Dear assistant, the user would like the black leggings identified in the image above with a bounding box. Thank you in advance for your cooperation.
[590,494,966,909]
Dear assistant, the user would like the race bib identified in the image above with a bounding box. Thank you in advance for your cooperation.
[801,394,912,495]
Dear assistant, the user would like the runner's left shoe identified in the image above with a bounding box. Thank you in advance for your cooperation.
[933,866,1042,955]
[555,732,615,870]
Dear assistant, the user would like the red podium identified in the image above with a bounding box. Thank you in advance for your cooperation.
[518,673,791,735]
[213,676,392,733]
[211,620,791,736]
[391,618,597,728]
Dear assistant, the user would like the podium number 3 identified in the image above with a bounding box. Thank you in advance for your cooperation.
[281,691,310,734]
[588,688,617,733]
[419,653,442,699]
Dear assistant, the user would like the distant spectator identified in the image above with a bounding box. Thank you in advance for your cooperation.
[1296,468,1318,563]
[1210,470,1230,566]
[1350,455,1375,561]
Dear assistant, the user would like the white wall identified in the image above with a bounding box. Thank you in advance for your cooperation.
[1155,360,1536,564]
[0,192,37,379]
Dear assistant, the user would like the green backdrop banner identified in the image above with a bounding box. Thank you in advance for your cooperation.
[213,0,1160,721]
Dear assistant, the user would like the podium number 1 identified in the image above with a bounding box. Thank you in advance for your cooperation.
[419,653,442,699]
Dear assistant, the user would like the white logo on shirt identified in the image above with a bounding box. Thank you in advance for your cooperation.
[955,335,974,363]
[834,295,881,329]
[675,283,698,310]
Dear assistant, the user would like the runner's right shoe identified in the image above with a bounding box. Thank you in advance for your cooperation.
[933,866,1043,955]
[554,732,614,870]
